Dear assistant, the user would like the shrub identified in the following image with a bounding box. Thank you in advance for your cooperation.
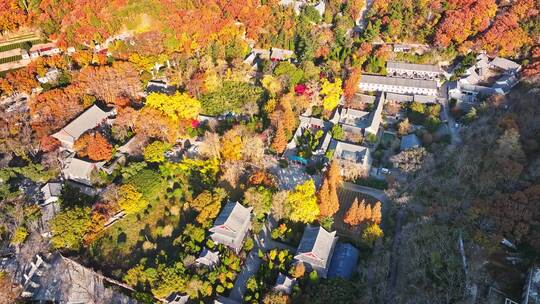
[125,169,162,198]
[11,227,28,245]
[143,141,171,163]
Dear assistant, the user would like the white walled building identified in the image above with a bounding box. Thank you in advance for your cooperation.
[359,75,438,96]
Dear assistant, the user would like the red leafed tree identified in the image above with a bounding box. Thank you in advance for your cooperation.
[29,87,84,139]
[523,47,540,79]
[477,14,531,57]
[343,68,362,103]
[476,184,540,251]
[40,136,60,152]
[476,0,536,57]
[73,132,113,161]
[435,0,497,47]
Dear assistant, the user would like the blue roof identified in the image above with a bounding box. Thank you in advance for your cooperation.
[400,133,421,151]
[327,243,359,279]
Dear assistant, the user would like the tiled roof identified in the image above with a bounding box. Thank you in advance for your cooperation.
[360,75,438,90]
[387,61,441,73]
[490,57,521,72]
[295,226,337,269]
[212,202,251,234]
[52,105,111,144]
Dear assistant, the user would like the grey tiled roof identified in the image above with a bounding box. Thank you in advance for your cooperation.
[274,273,296,294]
[490,57,521,72]
[332,140,369,163]
[295,226,337,270]
[387,61,441,73]
[360,75,438,90]
[52,105,111,145]
[25,253,136,303]
[211,202,251,238]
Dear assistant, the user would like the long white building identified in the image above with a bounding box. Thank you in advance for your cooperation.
[359,74,438,96]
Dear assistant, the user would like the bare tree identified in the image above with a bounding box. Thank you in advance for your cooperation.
[199,131,221,160]
[390,147,431,174]
[340,160,368,181]
[242,136,265,166]
[271,191,290,221]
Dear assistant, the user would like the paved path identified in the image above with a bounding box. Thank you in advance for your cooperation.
[228,217,295,302]
[228,248,262,302]
[341,182,389,204]
[439,83,462,145]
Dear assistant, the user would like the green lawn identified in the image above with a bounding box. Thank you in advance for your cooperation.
[87,178,186,275]
[0,39,43,53]
[0,55,22,64]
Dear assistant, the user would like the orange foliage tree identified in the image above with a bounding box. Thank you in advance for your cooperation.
[271,122,288,154]
[344,198,381,226]
[343,68,362,103]
[476,0,536,57]
[318,160,341,217]
[29,87,84,139]
[74,132,113,161]
[0,0,29,33]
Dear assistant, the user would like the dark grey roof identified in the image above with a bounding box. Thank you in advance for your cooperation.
[52,105,111,145]
[385,92,413,103]
[166,292,189,304]
[523,266,540,304]
[387,61,441,73]
[274,273,296,294]
[332,140,369,163]
[360,75,438,90]
[41,182,62,197]
[146,80,176,95]
[196,247,220,267]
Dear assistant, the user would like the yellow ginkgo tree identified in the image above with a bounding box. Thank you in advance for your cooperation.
[287,179,320,223]
[146,92,201,121]
[320,78,343,111]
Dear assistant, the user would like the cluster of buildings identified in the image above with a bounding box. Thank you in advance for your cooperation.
[51,104,116,187]
[283,76,393,177]
[21,43,64,60]
[243,47,296,70]
[280,60,449,176]
[448,54,521,103]
[196,201,359,303]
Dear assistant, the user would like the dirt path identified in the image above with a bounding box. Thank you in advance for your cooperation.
[385,208,406,303]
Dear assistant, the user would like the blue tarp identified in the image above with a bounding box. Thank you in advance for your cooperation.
[327,243,360,279]
[288,155,308,165]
